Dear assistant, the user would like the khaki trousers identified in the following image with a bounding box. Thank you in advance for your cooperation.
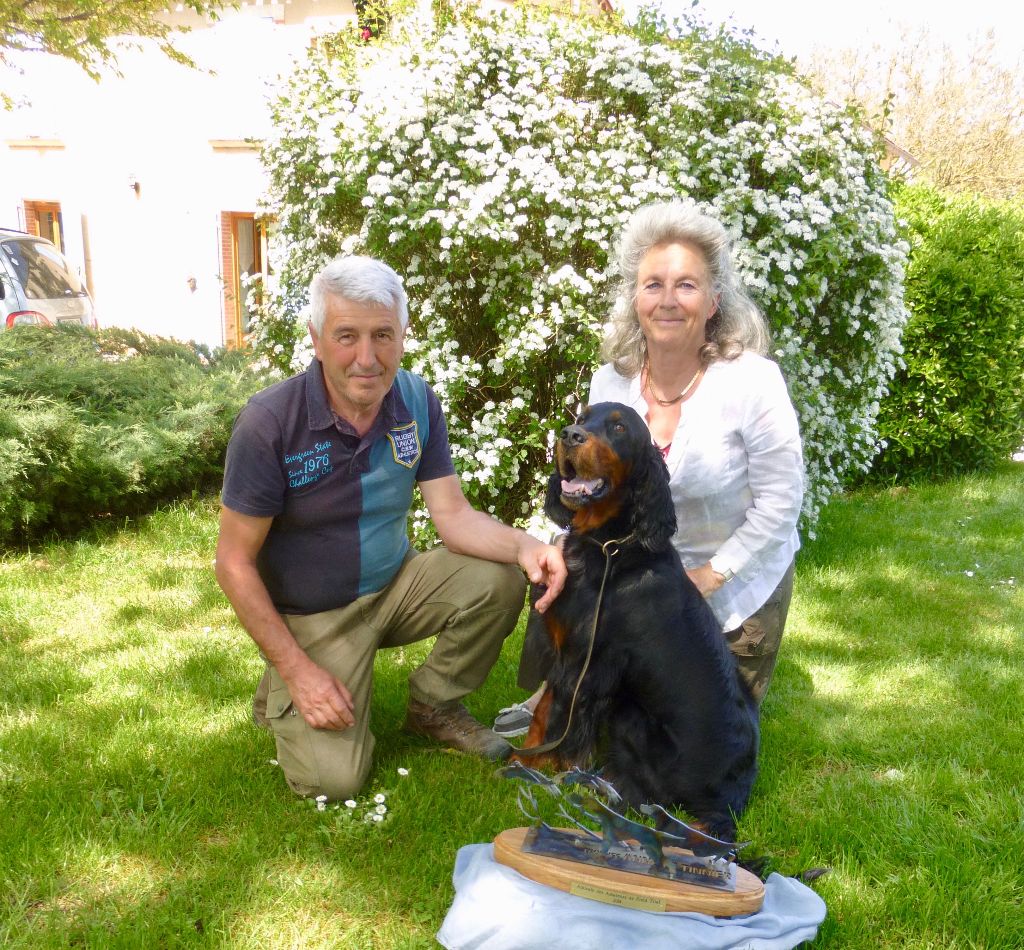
[255,547,525,800]
[724,561,796,705]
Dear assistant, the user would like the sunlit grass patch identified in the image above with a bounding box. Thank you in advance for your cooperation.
[2,469,1024,948]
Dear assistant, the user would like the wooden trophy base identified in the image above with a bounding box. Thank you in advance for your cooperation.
[493,827,764,917]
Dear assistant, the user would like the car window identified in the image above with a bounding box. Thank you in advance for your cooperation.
[0,239,87,299]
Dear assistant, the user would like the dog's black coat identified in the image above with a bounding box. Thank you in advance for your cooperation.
[514,402,759,840]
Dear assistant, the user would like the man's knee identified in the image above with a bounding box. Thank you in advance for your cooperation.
[471,560,527,616]
[269,701,374,803]
[284,764,369,803]
[280,747,371,802]
[413,547,526,620]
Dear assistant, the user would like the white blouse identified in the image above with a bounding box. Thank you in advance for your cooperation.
[589,352,804,631]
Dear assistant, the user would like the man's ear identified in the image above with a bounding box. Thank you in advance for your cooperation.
[308,321,321,359]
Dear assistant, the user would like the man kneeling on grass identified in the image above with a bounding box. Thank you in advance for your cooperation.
[215,255,565,801]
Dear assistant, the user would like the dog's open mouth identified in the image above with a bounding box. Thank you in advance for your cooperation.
[558,461,607,505]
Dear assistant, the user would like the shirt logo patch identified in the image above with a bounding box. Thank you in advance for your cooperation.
[387,422,421,469]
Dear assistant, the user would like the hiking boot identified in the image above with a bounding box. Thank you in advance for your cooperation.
[404,699,512,761]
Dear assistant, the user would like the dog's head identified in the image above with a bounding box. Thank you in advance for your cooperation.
[545,402,676,551]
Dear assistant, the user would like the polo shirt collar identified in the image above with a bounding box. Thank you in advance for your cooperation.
[304,358,411,433]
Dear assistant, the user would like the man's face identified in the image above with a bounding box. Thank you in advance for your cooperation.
[309,295,405,426]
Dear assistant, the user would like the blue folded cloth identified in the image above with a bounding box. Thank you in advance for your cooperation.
[438,842,826,950]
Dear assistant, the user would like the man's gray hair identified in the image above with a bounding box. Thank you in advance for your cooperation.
[602,202,769,377]
[309,255,409,333]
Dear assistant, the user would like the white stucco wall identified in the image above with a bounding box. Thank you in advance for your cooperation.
[0,11,351,348]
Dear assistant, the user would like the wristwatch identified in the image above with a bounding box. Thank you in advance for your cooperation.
[719,567,736,583]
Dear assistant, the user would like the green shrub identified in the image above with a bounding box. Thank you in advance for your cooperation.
[870,186,1024,481]
[0,325,266,544]
[251,5,909,535]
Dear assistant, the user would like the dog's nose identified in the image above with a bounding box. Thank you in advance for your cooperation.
[561,424,588,446]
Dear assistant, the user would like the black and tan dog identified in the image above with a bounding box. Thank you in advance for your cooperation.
[512,402,759,841]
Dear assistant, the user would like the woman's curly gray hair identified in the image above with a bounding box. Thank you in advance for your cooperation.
[601,202,769,378]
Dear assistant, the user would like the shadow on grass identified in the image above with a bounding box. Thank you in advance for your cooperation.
[113,573,226,629]
[1,620,526,948]
[0,635,94,709]
[740,468,1024,947]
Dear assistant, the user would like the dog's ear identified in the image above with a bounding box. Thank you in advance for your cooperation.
[630,439,677,552]
[544,470,574,528]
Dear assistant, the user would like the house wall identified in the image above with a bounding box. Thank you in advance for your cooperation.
[0,6,355,349]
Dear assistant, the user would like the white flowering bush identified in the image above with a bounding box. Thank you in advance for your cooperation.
[252,5,908,533]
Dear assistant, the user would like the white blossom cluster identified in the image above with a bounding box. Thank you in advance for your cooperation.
[301,768,409,827]
[252,8,908,535]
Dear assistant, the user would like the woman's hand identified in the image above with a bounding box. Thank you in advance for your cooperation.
[685,562,727,598]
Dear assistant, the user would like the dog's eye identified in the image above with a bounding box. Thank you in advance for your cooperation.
[612,422,625,433]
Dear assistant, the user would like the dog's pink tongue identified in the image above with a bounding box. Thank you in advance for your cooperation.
[562,477,601,496]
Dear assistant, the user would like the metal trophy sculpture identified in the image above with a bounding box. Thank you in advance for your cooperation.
[493,763,765,916]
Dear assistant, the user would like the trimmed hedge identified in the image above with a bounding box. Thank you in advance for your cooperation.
[0,325,266,544]
[870,186,1024,481]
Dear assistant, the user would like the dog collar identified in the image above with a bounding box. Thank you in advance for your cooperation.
[575,531,638,556]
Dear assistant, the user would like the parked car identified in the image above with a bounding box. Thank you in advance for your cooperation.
[0,228,97,330]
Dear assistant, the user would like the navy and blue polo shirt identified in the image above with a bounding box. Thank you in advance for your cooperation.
[222,359,455,615]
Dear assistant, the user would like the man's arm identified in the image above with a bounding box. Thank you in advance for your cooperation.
[418,475,567,613]
[215,506,355,731]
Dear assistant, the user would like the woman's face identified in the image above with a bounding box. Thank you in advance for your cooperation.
[635,241,719,358]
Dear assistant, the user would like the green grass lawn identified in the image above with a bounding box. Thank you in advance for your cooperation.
[2,464,1022,948]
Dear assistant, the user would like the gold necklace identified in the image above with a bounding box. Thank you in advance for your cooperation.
[645,362,703,407]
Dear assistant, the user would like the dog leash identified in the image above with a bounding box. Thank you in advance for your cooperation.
[515,532,635,758]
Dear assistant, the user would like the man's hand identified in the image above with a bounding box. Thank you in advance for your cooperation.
[280,656,356,731]
[686,562,726,598]
[518,536,567,613]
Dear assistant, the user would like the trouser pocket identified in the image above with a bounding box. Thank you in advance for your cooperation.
[265,680,320,794]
